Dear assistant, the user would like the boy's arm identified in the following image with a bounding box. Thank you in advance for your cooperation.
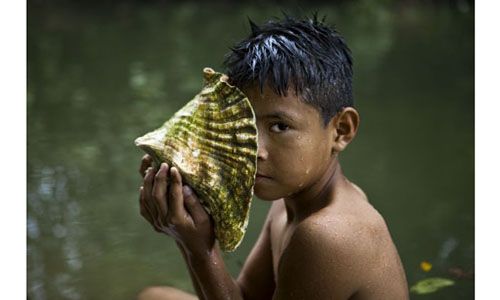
[140,162,243,299]
[236,202,277,299]
[176,242,207,300]
[183,244,242,300]
[139,155,207,299]
[176,203,277,300]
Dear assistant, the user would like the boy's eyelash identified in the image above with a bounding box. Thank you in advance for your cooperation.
[269,122,290,133]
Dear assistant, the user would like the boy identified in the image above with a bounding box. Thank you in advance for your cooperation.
[137,15,409,300]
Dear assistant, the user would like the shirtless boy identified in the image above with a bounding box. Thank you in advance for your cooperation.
[137,15,409,300]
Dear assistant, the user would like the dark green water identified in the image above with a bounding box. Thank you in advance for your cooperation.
[27,1,474,299]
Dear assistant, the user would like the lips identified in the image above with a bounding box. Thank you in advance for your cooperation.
[256,173,272,179]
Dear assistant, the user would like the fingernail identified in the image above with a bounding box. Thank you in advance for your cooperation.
[183,185,192,196]
[170,167,176,175]
[147,167,155,176]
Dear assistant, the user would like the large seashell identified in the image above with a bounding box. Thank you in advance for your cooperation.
[135,67,258,252]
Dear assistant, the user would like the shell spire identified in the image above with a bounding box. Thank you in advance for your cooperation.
[135,68,258,251]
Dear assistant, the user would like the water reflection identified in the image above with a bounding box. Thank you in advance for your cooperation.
[129,61,166,100]
[28,166,84,299]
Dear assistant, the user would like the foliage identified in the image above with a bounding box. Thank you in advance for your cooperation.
[410,277,455,295]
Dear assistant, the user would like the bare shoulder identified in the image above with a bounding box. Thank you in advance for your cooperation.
[274,182,409,299]
[296,181,393,265]
[273,213,363,299]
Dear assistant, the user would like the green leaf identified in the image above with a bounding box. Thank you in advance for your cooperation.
[410,277,455,295]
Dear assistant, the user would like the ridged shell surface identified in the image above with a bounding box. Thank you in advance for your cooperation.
[135,68,257,252]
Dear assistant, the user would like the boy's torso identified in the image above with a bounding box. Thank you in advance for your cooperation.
[267,177,409,299]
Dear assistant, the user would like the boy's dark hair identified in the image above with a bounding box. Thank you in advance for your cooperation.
[223,13,353,125]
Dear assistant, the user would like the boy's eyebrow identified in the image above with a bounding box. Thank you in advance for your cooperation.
[257,111,298,121]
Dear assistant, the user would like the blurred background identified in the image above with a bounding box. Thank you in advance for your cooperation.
[27,0,474,299]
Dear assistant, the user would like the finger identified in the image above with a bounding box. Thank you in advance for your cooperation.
[143,167,154,200]
[139,154,153,177]
[167,167,187,223]
[152,163,169,218]
[139,186,150,221]
[139,186,154,225]
[139,186,160,232]
[143,167,160,223]
[183,185,209,225]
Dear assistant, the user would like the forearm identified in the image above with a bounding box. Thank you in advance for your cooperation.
[184,245,243,300]
[177,242,207,300]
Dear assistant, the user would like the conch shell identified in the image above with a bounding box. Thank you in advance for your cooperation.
[135,68,258,252]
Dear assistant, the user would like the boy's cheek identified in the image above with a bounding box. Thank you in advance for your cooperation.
[254,166,313,200]
[255,142,326,198]
[254,178,309,201]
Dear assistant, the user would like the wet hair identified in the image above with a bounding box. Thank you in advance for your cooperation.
[223,13,353,126]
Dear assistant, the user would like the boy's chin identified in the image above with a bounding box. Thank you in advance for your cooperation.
[254,188,286,201]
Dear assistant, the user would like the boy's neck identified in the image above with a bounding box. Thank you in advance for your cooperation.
[283,159,342,224]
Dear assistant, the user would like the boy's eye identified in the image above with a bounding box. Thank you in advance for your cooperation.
[270,122,290,133]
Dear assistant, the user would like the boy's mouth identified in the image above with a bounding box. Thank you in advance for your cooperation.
[256,173,272,180]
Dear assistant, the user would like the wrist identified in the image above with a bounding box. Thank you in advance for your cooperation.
[185,244,219,266]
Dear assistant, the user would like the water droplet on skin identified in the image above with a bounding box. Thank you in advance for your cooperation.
[305,168,310,174]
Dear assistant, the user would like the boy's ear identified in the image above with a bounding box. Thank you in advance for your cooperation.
[329,107,360,153]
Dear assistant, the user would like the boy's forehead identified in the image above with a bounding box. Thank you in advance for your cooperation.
[242,84,321,123]
[243,85,300,109]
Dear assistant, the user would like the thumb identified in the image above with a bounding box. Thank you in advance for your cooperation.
[183,186,209,225]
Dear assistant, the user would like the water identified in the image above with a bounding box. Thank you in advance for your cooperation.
[27,1,474,299]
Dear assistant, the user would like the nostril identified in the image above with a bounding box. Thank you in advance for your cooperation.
[257,148,268,160]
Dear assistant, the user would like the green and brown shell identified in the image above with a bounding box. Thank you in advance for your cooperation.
[135,67,257,252]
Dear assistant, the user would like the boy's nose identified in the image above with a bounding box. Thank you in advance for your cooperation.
[257,133,268,160]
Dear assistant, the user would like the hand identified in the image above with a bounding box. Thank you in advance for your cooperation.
[138,155,216,255]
